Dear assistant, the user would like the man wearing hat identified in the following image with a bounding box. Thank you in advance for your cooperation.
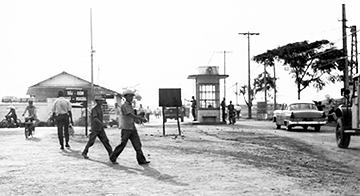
[109,90,150,165]
[81,96,113,159]
[52,90,74,149]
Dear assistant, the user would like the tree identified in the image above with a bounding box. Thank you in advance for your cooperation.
[253,72,276,99]
[253,40,345,100]
[239,84,254,110]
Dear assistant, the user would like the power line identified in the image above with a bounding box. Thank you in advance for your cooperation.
[206,51,216,66]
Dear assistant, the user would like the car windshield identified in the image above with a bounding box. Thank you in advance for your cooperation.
[289,103,318,110]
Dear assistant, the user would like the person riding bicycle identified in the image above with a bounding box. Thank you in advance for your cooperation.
[22,100,40,130]
[5,106,19,127]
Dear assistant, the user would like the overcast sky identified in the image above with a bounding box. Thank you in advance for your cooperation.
[1,0,359,108]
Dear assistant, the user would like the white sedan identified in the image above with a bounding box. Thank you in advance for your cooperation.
[273,100,327,131]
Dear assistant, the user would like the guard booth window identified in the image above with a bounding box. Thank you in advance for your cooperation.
[199,84,219,108]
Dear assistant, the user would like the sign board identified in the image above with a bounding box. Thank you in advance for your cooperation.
[159,88,182,107]
[65,89,88,106]
[64,88,89,136]
[257,101,268,114]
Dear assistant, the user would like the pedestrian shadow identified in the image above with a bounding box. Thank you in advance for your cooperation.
[138,164,189,186]
[89,159,142,175]
[59,148,188,186]
[25,137,41,142]
[89,158,188,186]
[60,148,86,159]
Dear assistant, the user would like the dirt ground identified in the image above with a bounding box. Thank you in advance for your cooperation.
[0,119,359,196]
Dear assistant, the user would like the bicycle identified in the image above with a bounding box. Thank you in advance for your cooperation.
[0,116,21,128]
[24,117,35,138]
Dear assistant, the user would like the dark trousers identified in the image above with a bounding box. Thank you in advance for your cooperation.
[191,108,196,120]
[82,129,112,156]
[56,114,69,146]
[145,113,150,122]
[222,109,226,122]
[110,129,146,163]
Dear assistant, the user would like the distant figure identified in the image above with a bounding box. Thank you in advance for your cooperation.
[138,104,145,118]
[145,106,151,123]
[235,104,242,119]
[154,108,161,119]
[191,96,197,121]
[227,101,236,125]
[114,103,121,128]
[52,90,73,150]
[221,97,226,123]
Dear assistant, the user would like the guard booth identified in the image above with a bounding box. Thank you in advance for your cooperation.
[187,66,228,123]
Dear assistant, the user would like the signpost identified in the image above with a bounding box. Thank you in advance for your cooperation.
[65,88,88,136]
[257,101,268,120]
[159,88,182,136]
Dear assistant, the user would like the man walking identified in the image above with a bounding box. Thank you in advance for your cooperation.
[221,97,226,123]
[52,90,73,150]
[227,101,235,125]
[82,96,113,159]
[145,106,151,123]
[109,90,149,165]
[191,96,197,121]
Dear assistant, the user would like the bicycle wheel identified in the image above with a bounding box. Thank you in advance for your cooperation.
[25,127,30,138]
[0,119,7,128]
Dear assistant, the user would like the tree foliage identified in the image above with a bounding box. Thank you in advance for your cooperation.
[253,40,345,100]
[239,84,254,108]
[253,72,276,98]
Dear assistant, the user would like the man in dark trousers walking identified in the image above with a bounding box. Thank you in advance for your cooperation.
[221,97,226,123]
[52,90,73,150]
[191,96,197,121]
[81,96,113,159]
[109,90,149,165]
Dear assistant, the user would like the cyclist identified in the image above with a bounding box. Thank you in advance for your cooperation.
[5,106,19,127]
[22,100,40,130]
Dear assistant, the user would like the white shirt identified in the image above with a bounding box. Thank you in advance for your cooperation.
[52,97,72,115]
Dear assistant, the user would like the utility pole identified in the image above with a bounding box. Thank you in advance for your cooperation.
[90,8,95,102]
[273,65,277,110]
[342,4,349,90]
[263,65,267,104]
[350,25,358,75]
[236,82,238,105]
[238,32,259,119]
[217,51,232,99]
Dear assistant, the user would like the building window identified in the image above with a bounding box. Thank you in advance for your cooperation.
[199,84,219,108]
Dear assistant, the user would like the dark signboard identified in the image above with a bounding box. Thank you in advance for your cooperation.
[65,89,88,105]
[159,88,182,107]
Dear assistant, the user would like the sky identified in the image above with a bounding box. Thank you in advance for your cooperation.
[1,0,360,108]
